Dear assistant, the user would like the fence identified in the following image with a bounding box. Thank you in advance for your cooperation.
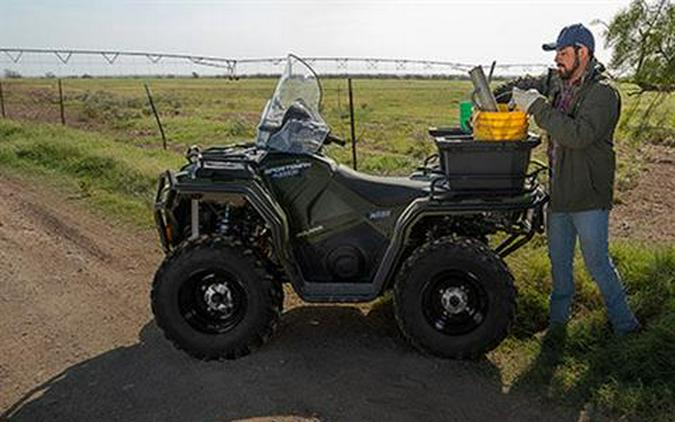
[3,74,672,179]
[0,76,479,161]
[0,50,553,173]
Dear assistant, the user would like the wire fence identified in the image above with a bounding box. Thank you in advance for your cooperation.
[0,49,556,160]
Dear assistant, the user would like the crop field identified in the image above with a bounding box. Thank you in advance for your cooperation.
[1,76,674,421]
[2,77,673,176]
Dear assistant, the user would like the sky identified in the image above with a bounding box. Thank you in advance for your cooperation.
[0,0,635,75]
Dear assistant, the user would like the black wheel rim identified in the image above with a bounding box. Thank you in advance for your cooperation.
[178,268,247,334]
[421,269,489,336]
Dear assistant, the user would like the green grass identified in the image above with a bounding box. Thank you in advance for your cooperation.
[498,240,675,420]
[0,76,674,420]
[0,119,182,225]
[2,77,672,180]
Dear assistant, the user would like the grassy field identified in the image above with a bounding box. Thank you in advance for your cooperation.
[2,77,673,177]
[0,76,674,420]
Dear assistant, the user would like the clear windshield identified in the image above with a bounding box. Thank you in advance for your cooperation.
[255,55,329,154]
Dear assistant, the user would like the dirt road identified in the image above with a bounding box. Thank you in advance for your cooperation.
[0,175,582,422]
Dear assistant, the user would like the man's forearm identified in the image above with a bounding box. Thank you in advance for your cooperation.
[529,86,618,149]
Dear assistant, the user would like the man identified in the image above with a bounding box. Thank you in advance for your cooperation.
[506,23,640,335]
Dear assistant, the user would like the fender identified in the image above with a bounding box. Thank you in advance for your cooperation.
[154,170,295,271]
[370,187,548,295]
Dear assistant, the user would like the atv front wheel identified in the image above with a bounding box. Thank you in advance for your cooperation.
[394,237,515,358]
[151,236,283,360]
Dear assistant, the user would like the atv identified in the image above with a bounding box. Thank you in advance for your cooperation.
[151,55,547,360]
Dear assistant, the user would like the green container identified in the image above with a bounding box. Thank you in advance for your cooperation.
[459,101,473,133]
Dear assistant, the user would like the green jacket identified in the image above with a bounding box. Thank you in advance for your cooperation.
[496,60,621,212]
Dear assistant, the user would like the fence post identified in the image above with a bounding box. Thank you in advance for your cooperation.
[0,81,6,118]
[144,83,167,150]
[58,79,65,125]
[348,78,357,171]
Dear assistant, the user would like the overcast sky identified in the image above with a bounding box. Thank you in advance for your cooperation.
[1,0,634,69]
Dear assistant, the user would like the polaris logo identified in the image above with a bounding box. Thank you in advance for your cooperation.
[264,162,311,179]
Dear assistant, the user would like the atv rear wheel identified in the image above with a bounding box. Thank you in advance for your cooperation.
[394,237,515,358]
[151,236,283,360]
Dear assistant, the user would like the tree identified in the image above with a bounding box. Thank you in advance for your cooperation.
[601,0,674,93]
[3,69,22,78]
[598,0,674,142]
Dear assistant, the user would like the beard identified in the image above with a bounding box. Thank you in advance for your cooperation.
[557,50,581,80]
[557,65,574,79]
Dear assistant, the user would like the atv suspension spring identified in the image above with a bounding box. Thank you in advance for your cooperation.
[217,205,231,235]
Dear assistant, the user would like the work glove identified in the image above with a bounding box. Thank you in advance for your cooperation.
[510,87,545,113]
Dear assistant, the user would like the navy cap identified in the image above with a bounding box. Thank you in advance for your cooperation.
[542,23,595,53]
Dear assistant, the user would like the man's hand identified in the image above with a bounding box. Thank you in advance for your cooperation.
[511,87,545,113]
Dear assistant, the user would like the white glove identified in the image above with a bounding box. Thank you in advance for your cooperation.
[510,87,545,113]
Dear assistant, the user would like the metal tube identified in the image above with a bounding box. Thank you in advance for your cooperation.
[468,66,498,111]
[190,199,199,240]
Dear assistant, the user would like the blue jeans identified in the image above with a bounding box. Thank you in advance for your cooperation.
[547,209,639,334]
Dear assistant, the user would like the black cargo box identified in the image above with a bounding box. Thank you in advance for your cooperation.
[432,128,540,192]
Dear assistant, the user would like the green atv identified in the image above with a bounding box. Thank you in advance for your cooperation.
[151,55,547,360]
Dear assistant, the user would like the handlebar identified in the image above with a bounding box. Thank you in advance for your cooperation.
[325,133,346,146]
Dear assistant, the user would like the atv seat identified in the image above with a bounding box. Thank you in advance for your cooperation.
[334,164,429,207]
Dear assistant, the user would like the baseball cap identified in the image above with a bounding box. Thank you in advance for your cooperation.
[542,23,595,53]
